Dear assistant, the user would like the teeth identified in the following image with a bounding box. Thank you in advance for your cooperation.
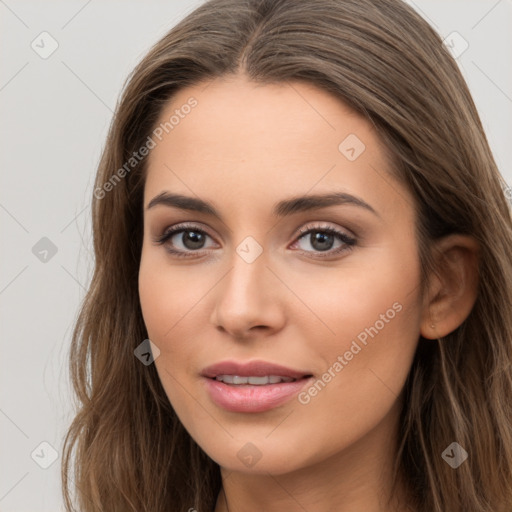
[214,375,296,385]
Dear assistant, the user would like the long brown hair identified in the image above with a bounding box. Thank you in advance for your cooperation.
[61,0,512,510]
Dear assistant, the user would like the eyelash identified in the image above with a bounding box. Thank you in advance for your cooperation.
[152,221,356,259]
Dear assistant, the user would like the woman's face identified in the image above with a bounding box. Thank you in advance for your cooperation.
[139,73,423,475]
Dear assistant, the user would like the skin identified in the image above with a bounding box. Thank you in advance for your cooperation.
[138,73,479,512]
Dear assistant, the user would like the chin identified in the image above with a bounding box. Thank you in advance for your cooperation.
[193,429,326,476]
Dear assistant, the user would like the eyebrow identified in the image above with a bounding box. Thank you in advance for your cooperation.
[146,191,379,220]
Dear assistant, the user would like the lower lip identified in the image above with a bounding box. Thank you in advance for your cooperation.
[203,377,313,413]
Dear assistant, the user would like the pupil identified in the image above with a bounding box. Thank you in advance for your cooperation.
[311,231,333,251]
[183,231,204,249]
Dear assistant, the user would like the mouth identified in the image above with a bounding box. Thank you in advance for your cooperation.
[201,359,312,380]
[201,360,314,412]
[213,374,303,385]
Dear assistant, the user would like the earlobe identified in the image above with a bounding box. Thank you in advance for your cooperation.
[420,234,480,340]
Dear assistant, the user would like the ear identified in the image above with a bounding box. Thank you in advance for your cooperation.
[420,234,480,340]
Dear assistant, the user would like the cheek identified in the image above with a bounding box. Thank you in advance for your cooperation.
[138,251,215,399]
[290,243,420,347]
[295,303,418,454]
[138,257,199,414]
[294,247,421,424]
[138,250,206,344]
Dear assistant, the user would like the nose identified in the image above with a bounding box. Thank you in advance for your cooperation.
[210,246,286,340]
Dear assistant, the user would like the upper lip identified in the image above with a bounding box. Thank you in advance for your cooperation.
[201,360,312,380]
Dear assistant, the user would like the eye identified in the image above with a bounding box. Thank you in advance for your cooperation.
[152,222,216,258]
[290,223,356,258]
[152,222,356,259]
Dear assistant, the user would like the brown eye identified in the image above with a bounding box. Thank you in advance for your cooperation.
[153,223,217,258]
[292,224,356,258]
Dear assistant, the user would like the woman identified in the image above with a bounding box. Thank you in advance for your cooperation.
[61,0,512,511]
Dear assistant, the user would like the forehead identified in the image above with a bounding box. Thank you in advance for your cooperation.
[149,74,376,160]
[143,75,405,222]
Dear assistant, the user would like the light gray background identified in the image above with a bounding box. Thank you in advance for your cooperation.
[1,1,511,510]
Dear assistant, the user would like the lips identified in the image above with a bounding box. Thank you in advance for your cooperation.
[201,360,311,380]
[201,360,313,413]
